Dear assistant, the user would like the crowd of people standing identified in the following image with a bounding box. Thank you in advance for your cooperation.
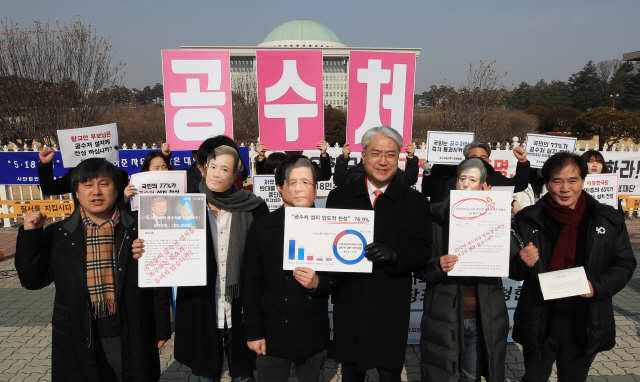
[14,126,637,382]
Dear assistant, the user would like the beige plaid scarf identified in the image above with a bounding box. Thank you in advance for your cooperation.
[81,207,120,318]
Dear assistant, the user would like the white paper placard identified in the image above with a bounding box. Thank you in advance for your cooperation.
[492,186,515,200]
[426,131,475,165]
[57,123,119,168]
[525,133,577,168]
[584,174,619,208]
[538,266,591,300]
[283,207,374,273]
[129,171,187,211]
[138,194,207,287]
[252,175,283,211]
[448,190,512,277]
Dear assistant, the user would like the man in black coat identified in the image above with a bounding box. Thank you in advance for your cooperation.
[510,152,636,382]
[418,158,508,382]
[333,142,420,187]
[326,126,432,382]
[173,144,269,381]
[16,158,171,381]
[443,140,530,198]
[243,156,335,382]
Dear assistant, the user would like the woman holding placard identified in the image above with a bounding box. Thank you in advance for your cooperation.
[123,143,173,200]
[418,158,508,382]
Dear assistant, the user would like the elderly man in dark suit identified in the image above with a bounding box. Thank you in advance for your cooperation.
[326,126,432,382]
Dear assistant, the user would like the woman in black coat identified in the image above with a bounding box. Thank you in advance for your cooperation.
[417,158,508,382]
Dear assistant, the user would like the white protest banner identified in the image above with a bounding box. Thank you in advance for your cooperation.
[448,190,511,277]
[538,267,591,300]
[426,131,475,164]
[599,151,640,194]
[138,194,207,287]
[584,174,619,208]
[283,207,374,273]
[525,134,576,168]
[57,123,119,168]
[129,171,187,211]
[253,175,283,211]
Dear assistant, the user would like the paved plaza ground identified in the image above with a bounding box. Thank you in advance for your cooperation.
[0,226,638,381]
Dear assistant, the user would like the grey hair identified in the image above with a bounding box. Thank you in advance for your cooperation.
[463,140,492,159]
[457,158,487,184]
[361,126,403,154]
[206,145,239,174]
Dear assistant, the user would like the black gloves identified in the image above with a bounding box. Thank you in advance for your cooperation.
[364,242,396,265]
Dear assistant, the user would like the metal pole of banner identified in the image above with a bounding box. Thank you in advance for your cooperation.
[0,186,12,227]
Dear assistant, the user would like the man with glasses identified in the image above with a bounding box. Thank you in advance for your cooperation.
[326,126,432,382]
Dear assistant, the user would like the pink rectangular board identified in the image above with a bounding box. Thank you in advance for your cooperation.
[257,50,324,150]
[346,51,416,151]
[162,50,233,150]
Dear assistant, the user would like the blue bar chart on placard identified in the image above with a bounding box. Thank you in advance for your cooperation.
[282,207,374,273]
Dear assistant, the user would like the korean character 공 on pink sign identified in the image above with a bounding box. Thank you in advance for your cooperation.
[346,51,416,151]
[257,50,324,150]
[162,50,233,150]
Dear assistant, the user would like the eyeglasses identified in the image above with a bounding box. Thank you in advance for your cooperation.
[365,152,398,160]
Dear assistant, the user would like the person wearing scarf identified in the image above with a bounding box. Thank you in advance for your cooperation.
[16,158,171,381]
[510,152,636,382]
[173,145,269,382]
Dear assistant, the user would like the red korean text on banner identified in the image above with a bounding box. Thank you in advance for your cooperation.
[257,50,324,150]
[162,50,233,150]
[346,51,416,151]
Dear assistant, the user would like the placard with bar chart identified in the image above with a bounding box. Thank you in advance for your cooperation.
[283,207,374,273]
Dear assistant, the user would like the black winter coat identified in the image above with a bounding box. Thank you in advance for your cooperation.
[173,201,269,377]
[417,196,507,382]
[333,155,419,187]
[326,172,432,371]
[15,208,171,382]
[242,207,335,361]
[509,192,636,357]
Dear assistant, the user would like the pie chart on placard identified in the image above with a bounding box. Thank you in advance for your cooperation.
[332,230,367,265]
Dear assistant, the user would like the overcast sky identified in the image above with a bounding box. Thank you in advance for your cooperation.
[4,0,639,93]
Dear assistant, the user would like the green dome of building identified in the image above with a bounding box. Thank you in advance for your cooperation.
[259,19,345,47]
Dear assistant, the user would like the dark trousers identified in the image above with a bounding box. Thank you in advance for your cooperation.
[94,335,123,382]
[255,349,327,382]
[341,363,403,382]
[522,317,596,382]
[199,328,254,382]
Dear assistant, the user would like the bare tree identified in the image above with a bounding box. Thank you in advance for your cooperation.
[596,59,620,102]
[231,72,258,144]
[413,61,533,144]
[0,19,124,146]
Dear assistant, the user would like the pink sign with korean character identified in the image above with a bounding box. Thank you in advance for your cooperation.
[257,50,324,150]
[346,51,416,151]
[162,50,233,150]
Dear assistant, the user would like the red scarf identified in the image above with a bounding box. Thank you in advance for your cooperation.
[544,192,587,272]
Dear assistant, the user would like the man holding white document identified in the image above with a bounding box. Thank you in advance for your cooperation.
[509,152,636,382]
[243,156,335,382]
[418,158,508,382]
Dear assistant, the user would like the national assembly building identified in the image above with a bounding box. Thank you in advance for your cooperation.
[181,19,421,108]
